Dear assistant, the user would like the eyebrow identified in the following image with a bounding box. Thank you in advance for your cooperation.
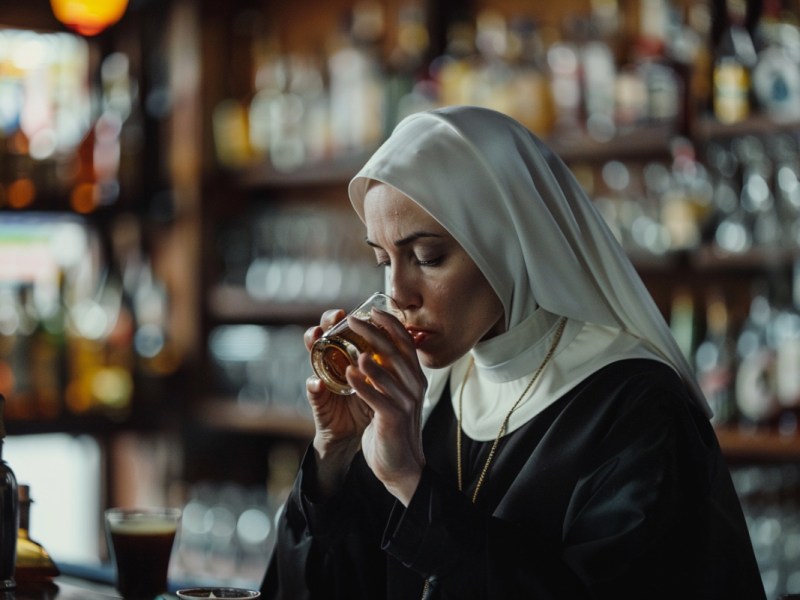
[365,232,445,249]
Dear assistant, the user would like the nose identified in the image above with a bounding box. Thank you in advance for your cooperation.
[387,266,420,314]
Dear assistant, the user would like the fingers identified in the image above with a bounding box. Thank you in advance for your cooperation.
[306,375,325,396]
[368,308,414,350]
[347,314,425,396]
[304,308,347,351]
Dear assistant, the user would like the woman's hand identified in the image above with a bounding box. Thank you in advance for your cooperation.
[345,307,428,506]
[304,309,372,498]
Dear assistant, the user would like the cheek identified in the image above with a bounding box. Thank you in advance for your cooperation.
[444,267,503,339]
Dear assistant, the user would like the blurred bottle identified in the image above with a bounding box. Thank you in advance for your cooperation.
[434,19,479,108]
[695,288,737,426]
[14,485,59,583]
[751,0,800,123]
[712,0,760,123]
[660,138,711,251]
[774,259,800,434]
[64,245,134,418]
[507,18,555,138]
[581,36,617,142]
[24,281,66,420]
[384,1,429,135]
[670,286,696,363]
[686,2,715,120]
[736,279,780,427]
[0,288,34,420]
[548,39,584,137]
[736,135,782,251]
[328,2,386,156]
[0,395,18,590]
[5,129,37,211]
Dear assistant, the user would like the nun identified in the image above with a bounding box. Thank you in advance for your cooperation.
[261,106,765,599]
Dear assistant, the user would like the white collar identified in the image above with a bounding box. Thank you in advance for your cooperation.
[422,317,669,441]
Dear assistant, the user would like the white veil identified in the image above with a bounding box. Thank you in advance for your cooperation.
[348,105,710,418]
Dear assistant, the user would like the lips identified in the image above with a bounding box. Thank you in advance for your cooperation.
[405,327,431,347]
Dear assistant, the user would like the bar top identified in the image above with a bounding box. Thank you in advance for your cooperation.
[11,576,185,599]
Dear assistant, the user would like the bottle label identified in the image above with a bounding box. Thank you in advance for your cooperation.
[714,60,750,123]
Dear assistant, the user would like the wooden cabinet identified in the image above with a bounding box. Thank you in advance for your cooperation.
[189,0,800,469]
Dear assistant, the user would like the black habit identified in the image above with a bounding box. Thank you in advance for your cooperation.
[260,359,766,599]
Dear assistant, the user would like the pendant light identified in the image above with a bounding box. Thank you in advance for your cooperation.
[50,0,129,37]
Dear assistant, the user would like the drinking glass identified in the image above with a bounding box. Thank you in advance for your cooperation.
[105,507,181,599]
[176,588,260,599]
[310,292,405,395]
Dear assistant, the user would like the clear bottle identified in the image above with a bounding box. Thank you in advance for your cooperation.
[15,485,60,583]
[695,289,736,426]
[735,280,779,427]
[0,395,18,590]
[773,260,800,433]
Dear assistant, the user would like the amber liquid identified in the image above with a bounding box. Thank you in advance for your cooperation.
[310,293,402,395]
[311,325,370,396]
[109,522,177,599]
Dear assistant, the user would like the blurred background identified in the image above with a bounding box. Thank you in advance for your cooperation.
[2,0,800,596]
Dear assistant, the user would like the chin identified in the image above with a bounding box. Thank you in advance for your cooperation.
[417,350,459,371]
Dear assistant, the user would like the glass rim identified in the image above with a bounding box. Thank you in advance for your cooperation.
[105,507,182,520]
[176,588,260,599]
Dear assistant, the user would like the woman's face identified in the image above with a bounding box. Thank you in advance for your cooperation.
[363,182,505,369]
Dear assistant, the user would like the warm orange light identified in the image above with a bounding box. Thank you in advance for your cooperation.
[50,0,129,36]
[70,182,98,213]
[8,178,36,209]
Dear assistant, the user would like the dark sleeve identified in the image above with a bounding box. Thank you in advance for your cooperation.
[558,371,766,600]
[260,446,392,600]
[381,464,488,597]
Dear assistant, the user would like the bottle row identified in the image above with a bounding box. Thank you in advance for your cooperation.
[732,463,800,598]
[0,27,144,213]
[211,0,800,172]
[214,204,384,308]
[208,128,800,305]
[680,259,800,430]
[0,213,180,422]
[576,128,800,258]
[174,445,300,588]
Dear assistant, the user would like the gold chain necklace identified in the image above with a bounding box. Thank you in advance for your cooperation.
[421,317,567,598]
[458,316,567,502]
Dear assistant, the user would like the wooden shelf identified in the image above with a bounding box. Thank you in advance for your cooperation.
[208,283,373,323]
[691,246,797,272]
[194,398,314,439]
[235,149,376,189]
[716,426,800,462]
[192,399,800,462]
[692,114,800,142]
[230,123,677,191]
[550,122,677,163]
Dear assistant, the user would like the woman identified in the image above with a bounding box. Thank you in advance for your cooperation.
[260,106,765,599]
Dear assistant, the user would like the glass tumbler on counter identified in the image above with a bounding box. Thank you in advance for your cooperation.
[311,292,405,395]
[105,507,181,599]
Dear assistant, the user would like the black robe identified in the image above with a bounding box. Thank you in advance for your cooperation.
[260,359,766,599]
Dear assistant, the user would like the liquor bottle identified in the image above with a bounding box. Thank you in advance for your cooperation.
[711,0,760,124]
[0,395,18,590]
[736,280,779,427]
[14,485,60,583]
[773,259,800,433]
[695,289,736,426]
[670,286,696,363]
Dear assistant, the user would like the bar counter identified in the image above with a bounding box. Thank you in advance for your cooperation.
[12,576,186,599]
[12,576,122,599]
